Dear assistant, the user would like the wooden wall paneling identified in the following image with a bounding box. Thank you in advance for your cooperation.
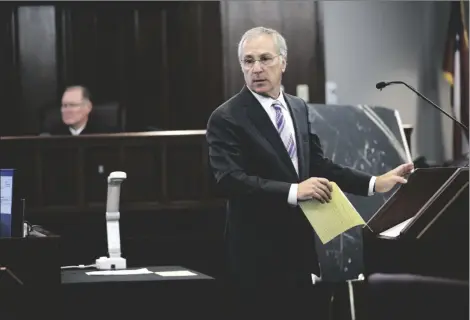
[166,2,202,130]
[77,145,85,208]
[17,6,58,134]
[166,136,205,201]
[312,1,326,103]
[55,4,71,93]
[58,6,96,90]
[166,2,224,130]
[121,143,163,204]
[112,7,135,113]
[220,1,283,99]
[55,3,135,137]
[95,5,135,125]
[280,1,326,102]
[62,5,135,101]
[196,1,224,127]
[56,3,144,131]
[2,2,226,134]
[220,1,326,103]
[0,131,227,218]
[83,145,121,205]
[131,5,168,132]
[0,4,19,137]
[220,0,251,100]
[57,2,224,132]
[41,145,79,207]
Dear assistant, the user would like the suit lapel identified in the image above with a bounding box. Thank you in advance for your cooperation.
[241,87,298,179]
[284,94,309,181]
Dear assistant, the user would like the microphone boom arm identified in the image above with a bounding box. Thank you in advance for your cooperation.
[378,81,469,134]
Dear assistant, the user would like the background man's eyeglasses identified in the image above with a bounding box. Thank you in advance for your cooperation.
[61,101,86,109]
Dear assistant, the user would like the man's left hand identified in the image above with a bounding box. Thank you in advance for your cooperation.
[374,162,415,193]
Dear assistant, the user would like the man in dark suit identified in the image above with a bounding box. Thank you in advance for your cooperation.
[206,27,414,317]
[47,86,117,135]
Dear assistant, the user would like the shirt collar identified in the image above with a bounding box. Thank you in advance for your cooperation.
[247,86,288,111]
[69,123,86,136]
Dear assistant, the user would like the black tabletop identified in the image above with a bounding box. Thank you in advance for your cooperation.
[61,265,214,284]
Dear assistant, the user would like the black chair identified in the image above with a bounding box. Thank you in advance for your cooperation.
[90,101,126,130]
[366,273,469,320]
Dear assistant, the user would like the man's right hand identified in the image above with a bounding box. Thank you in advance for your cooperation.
[297,177,333,203]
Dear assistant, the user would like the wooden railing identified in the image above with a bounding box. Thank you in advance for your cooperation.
[0,131,223,216]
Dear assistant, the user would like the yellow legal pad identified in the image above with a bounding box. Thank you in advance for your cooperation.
[299,182,366,244]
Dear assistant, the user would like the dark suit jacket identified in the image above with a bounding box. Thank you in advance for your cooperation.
[206,86,372,289]
[46,116,119,136]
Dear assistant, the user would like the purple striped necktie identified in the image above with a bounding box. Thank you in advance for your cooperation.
[271,101,297,160]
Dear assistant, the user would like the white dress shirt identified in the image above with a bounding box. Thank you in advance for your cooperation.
[69,124,86,136]
[248,88,376,206]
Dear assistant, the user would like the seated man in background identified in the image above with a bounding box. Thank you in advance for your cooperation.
[47,85,118,135]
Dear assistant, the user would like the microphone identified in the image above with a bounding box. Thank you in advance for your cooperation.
[375,80,469,134]
[375,82,388,90]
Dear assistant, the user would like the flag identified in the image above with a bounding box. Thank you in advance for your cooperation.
[442,0,469,159]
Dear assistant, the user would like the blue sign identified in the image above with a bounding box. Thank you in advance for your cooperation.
[0,169,14,237]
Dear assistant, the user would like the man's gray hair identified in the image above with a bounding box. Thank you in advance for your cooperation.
[237,27,288,62]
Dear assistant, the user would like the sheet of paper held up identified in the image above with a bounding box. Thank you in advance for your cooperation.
[299,182,366,244]
[86,268,153,276]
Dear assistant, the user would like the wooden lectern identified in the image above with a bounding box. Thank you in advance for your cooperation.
[0,267,24,319]
[0,235,61,319]
[363,167,469,280]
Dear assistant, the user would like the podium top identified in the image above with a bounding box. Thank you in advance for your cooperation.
[365,167,463,235]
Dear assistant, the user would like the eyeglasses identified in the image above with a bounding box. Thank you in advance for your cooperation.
[241,55,281,69]
[61,101,85,109]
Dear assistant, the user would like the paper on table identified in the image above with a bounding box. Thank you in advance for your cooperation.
[299,182,366,244]
[86,268,153,276]
[155,270,197,277]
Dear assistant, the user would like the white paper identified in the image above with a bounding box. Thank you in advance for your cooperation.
[296,84,310,102]
[86,268,153,276]
[155,270,197,277]
[326,81,338,104]
[311,273,322,284]
[379,217,415,238]
[0,175,13,215]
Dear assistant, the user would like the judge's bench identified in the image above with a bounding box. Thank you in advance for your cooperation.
[0,130,468,320]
